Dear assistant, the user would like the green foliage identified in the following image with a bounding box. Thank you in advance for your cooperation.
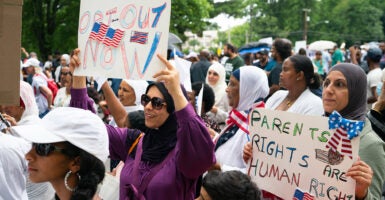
[215,0,384,47]
[170,0,213,39]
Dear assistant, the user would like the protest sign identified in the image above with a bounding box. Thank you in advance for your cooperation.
[77,0,171,80]
[248,108,360,199]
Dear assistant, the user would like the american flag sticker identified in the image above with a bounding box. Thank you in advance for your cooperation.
[293,188,315,200]
[89,22,108,42]
[130,31,149,44]
[103,28,125,47]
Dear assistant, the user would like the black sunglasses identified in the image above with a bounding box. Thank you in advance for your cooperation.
[33,143,66,156]
[141,94,166,110]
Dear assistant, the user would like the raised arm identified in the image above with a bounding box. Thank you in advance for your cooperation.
[100,81,129,127]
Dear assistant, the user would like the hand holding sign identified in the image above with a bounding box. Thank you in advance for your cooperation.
[77,0,171,80]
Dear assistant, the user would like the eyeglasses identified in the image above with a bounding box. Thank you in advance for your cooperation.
[141,94,166,110]
[33,143,66,156]
[60,72,72,76]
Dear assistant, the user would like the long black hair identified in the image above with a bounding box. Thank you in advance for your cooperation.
[62,142,105,200]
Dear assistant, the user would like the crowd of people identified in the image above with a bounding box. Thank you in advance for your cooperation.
[0,38,385,200]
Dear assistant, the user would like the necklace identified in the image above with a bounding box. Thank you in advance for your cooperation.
[286,100,292,107]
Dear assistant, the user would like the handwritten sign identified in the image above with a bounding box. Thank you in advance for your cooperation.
[77,0,171,80]
[248,108,360,199]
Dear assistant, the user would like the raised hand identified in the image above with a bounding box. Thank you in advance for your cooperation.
[153,54,187,111]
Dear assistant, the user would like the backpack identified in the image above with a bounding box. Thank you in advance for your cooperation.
[35,74,59,102]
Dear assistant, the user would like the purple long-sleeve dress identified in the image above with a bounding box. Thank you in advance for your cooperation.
[70,88,216,200]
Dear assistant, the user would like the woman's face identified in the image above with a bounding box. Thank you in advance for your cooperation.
[207,69,220,86]
[0,105,24,122]
[322,71,349,113]
[60,67,72,88]
[60,57,68,67]
[226,75,240,108]
[279,59,300,90]
[118,81,136,106]
[143,86,170,129]
[25,142,73,184]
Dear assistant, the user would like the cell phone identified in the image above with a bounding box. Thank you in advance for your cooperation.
[0,113,11,128]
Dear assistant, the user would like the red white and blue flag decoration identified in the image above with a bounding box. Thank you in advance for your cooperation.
[89,22,125,47]
[326,111,364,159]
[130,31,149,44]
[103,28,125,47]
[89,22,108,42]
[293,188,315,200]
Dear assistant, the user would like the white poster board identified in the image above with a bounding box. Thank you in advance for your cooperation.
[77,0,171,80]
[248,108,359,199]
[295,40,307,54]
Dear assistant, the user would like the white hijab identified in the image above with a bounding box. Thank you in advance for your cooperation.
[19,81,40,125]
[205,63,227,105]
[122,79,149,106]
[237,66,269,111]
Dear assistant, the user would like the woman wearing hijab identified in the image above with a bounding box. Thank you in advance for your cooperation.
[106,79,148,127]
[54,54,70,84]
[265,55,323,115]
[205,63,230,129]
[323,63,385,199]
[69,49,215,199]
[243,63,385,199]
[214,66,269,172]
[11,107,108,200]
[53,66,72,108]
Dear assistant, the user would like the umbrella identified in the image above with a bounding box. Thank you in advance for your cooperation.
[238,42,271,55]
[308,40,336,51]
[168,33,183,44]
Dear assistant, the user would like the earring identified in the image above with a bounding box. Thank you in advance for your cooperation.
[296,78,300,81]
[64,170,81,192]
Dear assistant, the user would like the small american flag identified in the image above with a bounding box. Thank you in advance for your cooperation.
[293,188,315,200]
[89,22,108,42]
[103,28,125,47]
[130,31,148,44]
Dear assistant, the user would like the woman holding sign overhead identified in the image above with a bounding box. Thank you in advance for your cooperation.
[244,63,385,199]
[69,49,215,200]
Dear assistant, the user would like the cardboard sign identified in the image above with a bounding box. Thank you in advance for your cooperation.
[0,0,23,105]
[248,108,359,199]
[77,0,171,80]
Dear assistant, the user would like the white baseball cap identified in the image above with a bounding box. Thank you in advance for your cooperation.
[22,58,40,68]
[11,107,109,163]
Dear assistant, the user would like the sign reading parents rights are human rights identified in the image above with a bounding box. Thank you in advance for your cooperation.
[76,0,171,80]
[248,108,360,199]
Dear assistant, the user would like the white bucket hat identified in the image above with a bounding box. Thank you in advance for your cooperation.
[11,107,109,163]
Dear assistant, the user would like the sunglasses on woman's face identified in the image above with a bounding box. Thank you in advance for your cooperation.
[33,143,66,156]
[141,94,166,110]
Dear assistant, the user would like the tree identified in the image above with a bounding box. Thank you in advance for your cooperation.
[170,0,213,39]
[22,0,79,60]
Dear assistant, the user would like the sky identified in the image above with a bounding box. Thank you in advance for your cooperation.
[209,13,248,31]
